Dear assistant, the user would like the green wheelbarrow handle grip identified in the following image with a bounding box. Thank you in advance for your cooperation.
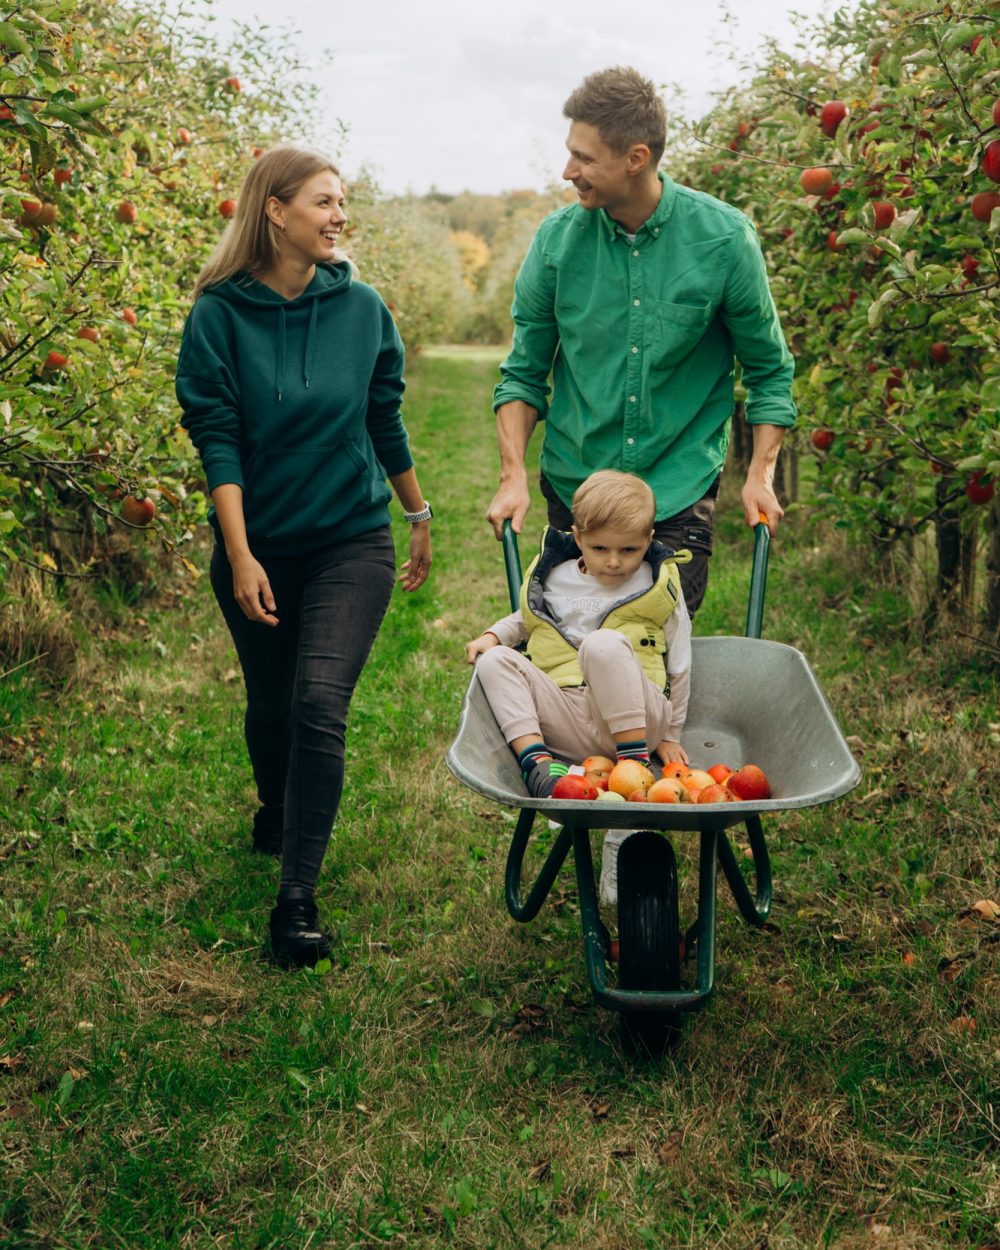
[745,516,771,640]
[502,519,523,612]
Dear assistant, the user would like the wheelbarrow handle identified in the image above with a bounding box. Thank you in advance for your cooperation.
[745,514,771,641]
[502,519,523,612]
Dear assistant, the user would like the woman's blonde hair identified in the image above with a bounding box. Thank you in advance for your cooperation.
[572,470,655,535]
[192,145,340,298]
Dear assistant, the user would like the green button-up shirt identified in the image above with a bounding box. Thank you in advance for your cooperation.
[493,174,796,519]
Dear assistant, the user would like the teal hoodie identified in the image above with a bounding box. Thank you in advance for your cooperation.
[176,261,414,556]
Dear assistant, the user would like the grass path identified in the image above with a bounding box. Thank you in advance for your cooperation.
[1,351,998,1250]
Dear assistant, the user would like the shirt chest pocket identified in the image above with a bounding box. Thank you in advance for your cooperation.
[646,299,713,369]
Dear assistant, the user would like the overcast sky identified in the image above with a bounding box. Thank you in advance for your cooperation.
[197,0,840,195]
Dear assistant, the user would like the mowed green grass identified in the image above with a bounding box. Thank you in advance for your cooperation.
[1,351,998,1250]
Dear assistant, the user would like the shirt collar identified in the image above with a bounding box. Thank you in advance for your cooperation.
[600,171,676,242]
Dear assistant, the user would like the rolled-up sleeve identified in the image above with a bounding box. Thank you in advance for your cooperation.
[492,231,558,418]
[175,303,245,491]
[722,221,797,428]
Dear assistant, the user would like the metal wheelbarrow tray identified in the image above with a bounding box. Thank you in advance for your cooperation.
[446,523,861,1052]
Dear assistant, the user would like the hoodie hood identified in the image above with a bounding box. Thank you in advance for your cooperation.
[208,261,352,401]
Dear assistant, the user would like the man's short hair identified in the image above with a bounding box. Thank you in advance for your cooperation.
[563,67,667,165]
[572,470,656,536]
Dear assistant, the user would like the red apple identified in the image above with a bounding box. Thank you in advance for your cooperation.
[53,168,73,187]
[218,198,237,219]
[707,764,734,784]
[929,342,950,366]
[121,307,137,326]
[627,790,649,803]
[971,191,1000,222]
[993,99,1000,129]
[116,201,137,224]
[0,106,14,121]
[811,429,835,452]
[696,784,730,804]
[551,774,598,801]
[871,201,896,230]
[607,759,654,798]
[726,765,772,801]
[177,128,192,145]
[77,326,100,343]
[800,167,834,196]
[961,254,980,279]
[44,350,68,371]
[827,230,844,252]
[982,140,1000,184]
[224,76,242,93]
[966,472,994,506]
[121,495,156,526]
[819,100,846,138]
[885,367,904,400]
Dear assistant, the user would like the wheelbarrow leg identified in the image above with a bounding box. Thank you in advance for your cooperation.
[717,814,772,927]
[505,808,574,923]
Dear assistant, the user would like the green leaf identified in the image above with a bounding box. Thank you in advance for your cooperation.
[0,21,32,56]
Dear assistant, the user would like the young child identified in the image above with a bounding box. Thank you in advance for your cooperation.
[466,470,692,797]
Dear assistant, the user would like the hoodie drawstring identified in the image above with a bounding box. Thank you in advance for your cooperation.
[304,298,318,391]
[276,306,286,403]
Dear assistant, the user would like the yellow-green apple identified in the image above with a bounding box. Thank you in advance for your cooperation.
[581,754,614,779]
[647,778,683,803]
[608,759,654,797]
[596,790,626,803]
[681,769,715,793]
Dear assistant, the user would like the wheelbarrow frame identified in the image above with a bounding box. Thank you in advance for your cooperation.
[446,521,861,1019]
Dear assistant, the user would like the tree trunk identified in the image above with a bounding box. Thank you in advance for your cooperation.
[985,493,1000,638]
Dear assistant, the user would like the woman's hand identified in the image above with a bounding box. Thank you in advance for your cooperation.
[399,522,431,591]
[231,554,279,626]
[465,633,499,665]
[654,739,688,766]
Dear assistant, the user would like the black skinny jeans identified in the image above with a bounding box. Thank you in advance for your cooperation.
[210,528,396,894]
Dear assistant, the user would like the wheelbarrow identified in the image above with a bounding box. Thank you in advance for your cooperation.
[446,519,861,1053]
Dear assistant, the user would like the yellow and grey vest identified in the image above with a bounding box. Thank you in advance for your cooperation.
[519,527,691,691]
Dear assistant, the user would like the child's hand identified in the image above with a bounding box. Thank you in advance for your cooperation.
[655,739,689,766]
[465,633,500,665]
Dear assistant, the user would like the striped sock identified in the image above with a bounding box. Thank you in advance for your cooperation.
[616,738,650,764]
[517,742,555,775]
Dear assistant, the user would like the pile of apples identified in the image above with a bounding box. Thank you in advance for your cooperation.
[550,756,772,804]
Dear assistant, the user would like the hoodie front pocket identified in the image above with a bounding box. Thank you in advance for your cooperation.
[243,444,385,545]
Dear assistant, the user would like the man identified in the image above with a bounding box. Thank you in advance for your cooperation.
[486,66,796,614]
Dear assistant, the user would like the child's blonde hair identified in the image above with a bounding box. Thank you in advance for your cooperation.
[571,470,655,535]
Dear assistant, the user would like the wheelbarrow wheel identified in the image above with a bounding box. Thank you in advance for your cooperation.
[617,830,682,1057]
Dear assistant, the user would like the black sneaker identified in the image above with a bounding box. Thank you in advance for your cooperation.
[251,805,283,856]
[269,900,332,968]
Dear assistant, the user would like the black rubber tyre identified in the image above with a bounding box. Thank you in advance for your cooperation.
[616,831,683,1057]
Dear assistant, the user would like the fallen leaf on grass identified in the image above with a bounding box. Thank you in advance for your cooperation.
[937,956,969,982]
[587,1099,611,1120]
[0,991,16,1009]
[0,1054,20,1071]
[962,899,1000,922]
[656,1132,684,1166]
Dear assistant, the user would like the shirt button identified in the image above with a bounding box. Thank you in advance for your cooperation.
[629,396,637,403]
[654,228,660,234]
[633,249,639,257]
[631,346,638,354]
[633,299,640,307]
[627,437,635,445]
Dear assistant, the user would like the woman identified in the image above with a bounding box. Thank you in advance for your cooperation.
[176,146,432,968]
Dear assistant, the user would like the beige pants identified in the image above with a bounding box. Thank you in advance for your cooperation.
[475,630,675,763]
